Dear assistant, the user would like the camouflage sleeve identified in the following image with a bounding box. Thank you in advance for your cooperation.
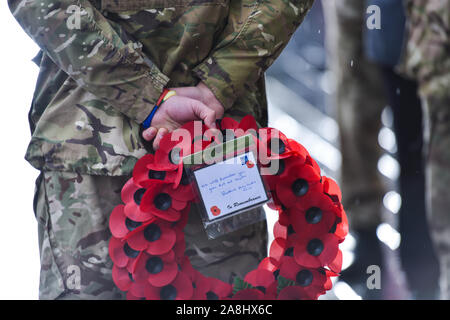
[403,0,450,98]
[192,0,315,110]
[8,0,170,124]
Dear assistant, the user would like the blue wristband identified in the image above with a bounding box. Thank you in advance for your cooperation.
[141,88,170,129]
[141,104,159,129]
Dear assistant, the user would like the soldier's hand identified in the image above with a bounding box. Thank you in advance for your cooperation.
[171,82,225,120]
[142,95,217,150]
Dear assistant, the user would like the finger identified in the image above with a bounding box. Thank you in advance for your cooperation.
[153,127,169,150]
[142,127,157,141]
[191,100,217,129]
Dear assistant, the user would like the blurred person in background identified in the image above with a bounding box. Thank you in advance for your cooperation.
[403,0,450,300]
[322,0,387,300]
[364,0,439,299]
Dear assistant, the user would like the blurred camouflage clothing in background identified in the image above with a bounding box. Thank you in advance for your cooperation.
[403,0,450,299]
[322,0,387,231]
[9,0,314,299]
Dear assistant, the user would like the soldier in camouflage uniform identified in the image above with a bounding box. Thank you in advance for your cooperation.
[403,0,450,299]
[9,0,314,299]
[321,0,387,299]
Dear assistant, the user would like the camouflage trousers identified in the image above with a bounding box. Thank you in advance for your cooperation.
[34,171,267,300]
[322,0,387,230]
[422,94,450,299]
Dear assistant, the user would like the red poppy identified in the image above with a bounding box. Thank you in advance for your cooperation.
[172,203,191,232]
[126,291,145,300]
[218,117,239,131]
[126,220,177,255]
[293,233,340,269]
[305,154,321,176]
[278,256,329,299]
[322,176,342,203]
[269,237,287,265]
[288,192,339,237]
[262,156,306,192]
[121,178,154,222]
[210,205,221,216]
[155,122,211,171]
[286,139,310,160]
[145,271,194,300]
[178,256,201,284]
[132,250,178,287]
[230,115,259,139]
[244,269,277,299]
[112,264,147,298]
[109,204,140,239]
[266,190,284,211]
[192,275,232,300]
[108,236,142,270]
[230,288,265,300]
[273,221,288,239]
[335,210,349,241]
[258,127,289,158]
[140,183,188,222]
[277,285,315,300]
[169,169,197,202]
[275,163,322,209]
[133,154,178,189]
[172,229,187,262]
[328,249,343,274]
[258,257,279,273]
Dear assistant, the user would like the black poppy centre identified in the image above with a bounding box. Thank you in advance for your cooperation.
[206,291,219,300]
[123,243,140,259]
[125,217,142,231]
[148,170,166,181]
[296,269,313,287]
[160,284,177,300]
[269,137,286,155]
[307,239,324,256]
[133,188,146,205]
[144,223,162,242]
[292,179,309,197]
[146,256,164,274]
[154,193,172,211]
[305,207,323,224]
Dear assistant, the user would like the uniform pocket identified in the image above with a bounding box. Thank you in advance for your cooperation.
[101,0,225,11]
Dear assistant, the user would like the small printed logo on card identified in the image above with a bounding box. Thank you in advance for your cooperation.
[240,155,254,168]
[210,206,221,216]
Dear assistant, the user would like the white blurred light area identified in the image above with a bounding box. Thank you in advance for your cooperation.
[333,281,362,300]
[377,154,400,181]
[0,6,41,299]
[376,223,401,251]
[378,127,397,154]
[383,191,402,214]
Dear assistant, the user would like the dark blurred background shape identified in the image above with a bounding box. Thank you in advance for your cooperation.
[265,0,439,299]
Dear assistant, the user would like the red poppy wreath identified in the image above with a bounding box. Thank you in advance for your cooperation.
[109,115,348,300]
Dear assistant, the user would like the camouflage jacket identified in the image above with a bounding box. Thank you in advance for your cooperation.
[403,0,450,98]
[9,0,314,176]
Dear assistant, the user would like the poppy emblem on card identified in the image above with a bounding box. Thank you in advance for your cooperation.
[210,206,221,216]
[241,155,254,168]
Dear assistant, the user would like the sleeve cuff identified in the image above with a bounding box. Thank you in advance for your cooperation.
[122,64,170,124]
[192,57,242,111]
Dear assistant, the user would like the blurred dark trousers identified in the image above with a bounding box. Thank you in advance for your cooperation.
[380,66,439,299]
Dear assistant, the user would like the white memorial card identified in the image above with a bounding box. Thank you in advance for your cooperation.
[193,151,269,221]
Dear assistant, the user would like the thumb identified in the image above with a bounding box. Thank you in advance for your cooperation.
[190,99,217,129]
